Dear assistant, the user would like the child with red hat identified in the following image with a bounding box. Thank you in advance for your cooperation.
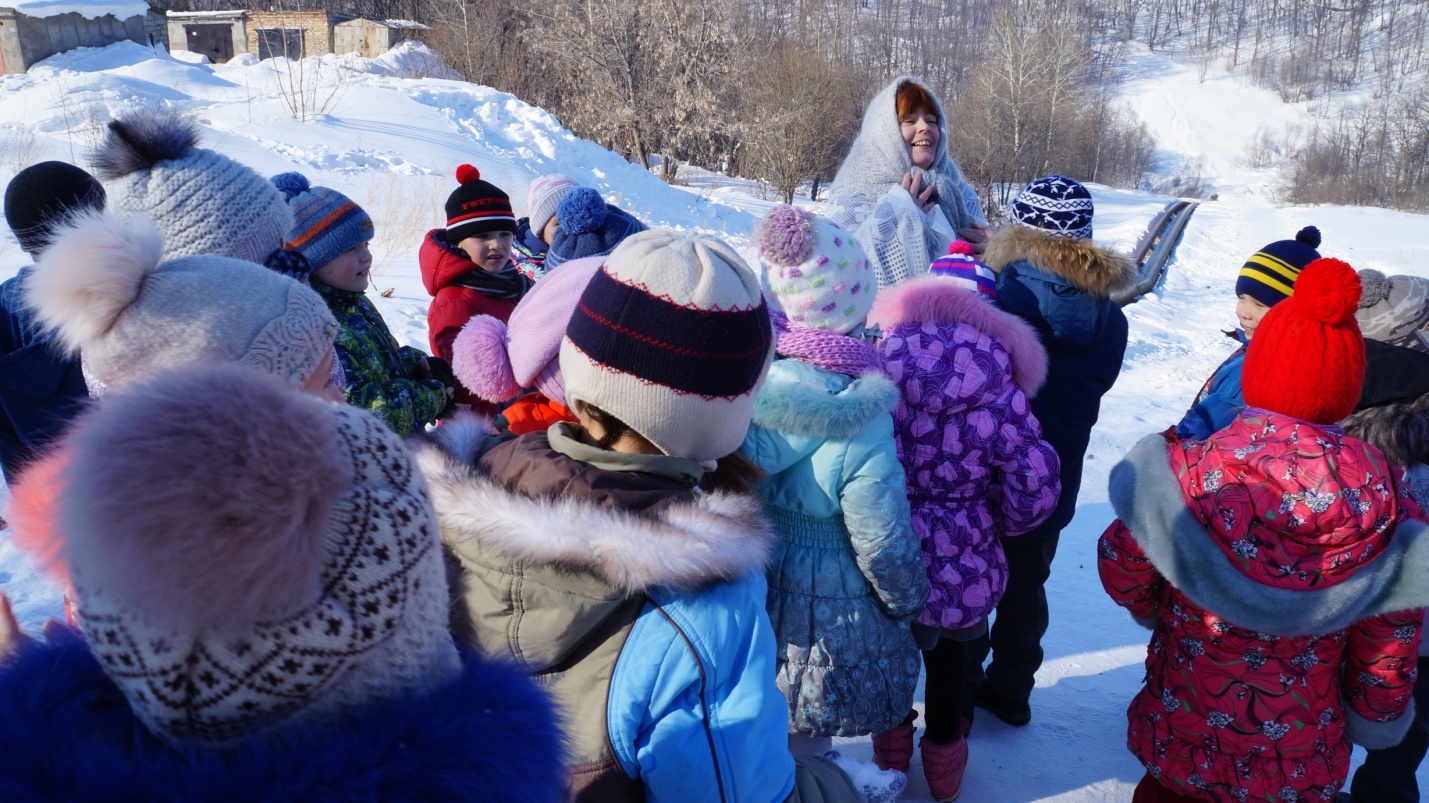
[1099,257,1429,802]
[420,165,532,415]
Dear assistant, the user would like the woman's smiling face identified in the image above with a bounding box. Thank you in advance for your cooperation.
[901,111,940,169]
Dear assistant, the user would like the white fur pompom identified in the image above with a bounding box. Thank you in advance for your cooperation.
[23,210,163,355]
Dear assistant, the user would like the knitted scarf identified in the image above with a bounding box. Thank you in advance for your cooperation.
[451,264,533,301]
[770,310,884,377]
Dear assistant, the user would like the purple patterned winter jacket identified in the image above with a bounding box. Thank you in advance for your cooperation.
[868,277,1062,630]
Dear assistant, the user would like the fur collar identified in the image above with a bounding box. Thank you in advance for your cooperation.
[866,277,1049,395]
[1110,433,1429,636]
[983,225,1136,299]
[751,359,899,439]
[413,436,774,595]
[0,628,564,802]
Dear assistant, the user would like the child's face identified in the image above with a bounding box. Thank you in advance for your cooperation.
[312,241,373,293]
[539,217,560,246]
[458,231,515,272]
[1236,294,1272,339]
[900,111,940,169]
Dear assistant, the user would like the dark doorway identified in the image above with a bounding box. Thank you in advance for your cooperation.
[185,24,234,64]
[257,27,305,60]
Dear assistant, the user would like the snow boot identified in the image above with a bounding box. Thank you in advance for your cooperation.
[920,734,969,802]
[974,683,1031,726]
[871,710,918,772]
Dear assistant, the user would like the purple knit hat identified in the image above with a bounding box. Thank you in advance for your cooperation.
[929,240,997,302]
[451,255,603,405]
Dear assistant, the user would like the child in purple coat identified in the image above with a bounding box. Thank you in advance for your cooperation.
[865,242,1061,801]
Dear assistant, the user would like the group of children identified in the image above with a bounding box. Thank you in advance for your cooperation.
[0,102,1426,803]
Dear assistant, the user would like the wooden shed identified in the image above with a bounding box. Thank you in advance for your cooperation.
[1,6,164,74]
[166,10,245,64]
[333,18,426,58]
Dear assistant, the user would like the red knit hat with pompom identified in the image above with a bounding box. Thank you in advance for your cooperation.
[1242,257,1365,424]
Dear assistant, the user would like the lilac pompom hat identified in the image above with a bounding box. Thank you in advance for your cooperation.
[451,255,603,405]
[755,205,875,335]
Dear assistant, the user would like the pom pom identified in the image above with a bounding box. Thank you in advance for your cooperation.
[61,364,345,635]
[1292,257,1361,325]
[92,109,200,181]
[452,315,521,402]
[1296,225,1322,249]
[756,204,815,267]
[455,163,481,184]
[947,240,976,257]
[23,209,163,356]
[556,187,609,235]
[1357,268,1389,308]
[270,171,311,201]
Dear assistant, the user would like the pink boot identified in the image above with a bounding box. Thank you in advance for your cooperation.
[871,710,918,772]
[920,735,968,802]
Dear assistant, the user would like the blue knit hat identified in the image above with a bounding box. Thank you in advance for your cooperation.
[1008,175,1094,240]
[271,172,374,271]
[1236,226,1322,308]
[929,240,997,302]
[546,188,645,269]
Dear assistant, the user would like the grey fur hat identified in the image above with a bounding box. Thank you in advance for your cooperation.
[1357,268,1429,353]
[93,109,291,265]
[23,209,336,390]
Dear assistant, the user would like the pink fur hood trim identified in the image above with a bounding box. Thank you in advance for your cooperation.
[867,276,1049,395]
[8,449,74,595]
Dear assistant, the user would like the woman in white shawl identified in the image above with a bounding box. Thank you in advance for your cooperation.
[829,77,988,288]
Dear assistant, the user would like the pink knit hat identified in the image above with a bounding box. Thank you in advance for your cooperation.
[452,256,603,405]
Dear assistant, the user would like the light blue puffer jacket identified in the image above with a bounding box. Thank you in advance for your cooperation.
[741,358,928,737]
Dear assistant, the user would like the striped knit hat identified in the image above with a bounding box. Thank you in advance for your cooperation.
[271,173,374,272]
[929,240,997,301]
[559,230,774,463]
[1236,226,1321,307]
[444,164,516,244]
[525,173,577,238]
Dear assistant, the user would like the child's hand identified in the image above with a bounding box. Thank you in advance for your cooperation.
[0,594,29,658]
[956,222,991,254]
[411,358,434,381]
[425,357,457,391]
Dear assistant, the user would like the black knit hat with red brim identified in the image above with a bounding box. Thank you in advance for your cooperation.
[444,164,516,244]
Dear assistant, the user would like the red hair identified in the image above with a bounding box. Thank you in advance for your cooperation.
[896,81,939,121]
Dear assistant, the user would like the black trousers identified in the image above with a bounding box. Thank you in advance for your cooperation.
[1350,655,1429,803]
[922,637,968,744]
[963,532,1060,712]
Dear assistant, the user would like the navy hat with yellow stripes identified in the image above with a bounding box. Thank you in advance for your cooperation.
[1236,226,1322,307]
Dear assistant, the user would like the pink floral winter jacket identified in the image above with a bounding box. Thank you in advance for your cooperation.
[869,277,1061,632]
[1099,410,1429,803]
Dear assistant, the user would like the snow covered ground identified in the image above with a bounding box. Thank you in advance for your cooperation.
[1,40,1427,802]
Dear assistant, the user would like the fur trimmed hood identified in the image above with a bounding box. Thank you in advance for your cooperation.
[867,277,1048,395]
[984,225,1136,299]
[751,358,899,440]
[1110,432,1429,636]
[0,627,565,802]
[413,432,775,596]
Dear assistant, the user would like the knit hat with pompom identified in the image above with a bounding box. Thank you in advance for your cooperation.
[756,205,875,335]
[443,164,516,243]
[545,187,646,269]
[22,209,336,391]
[93,109,291,265]
[1242,257,1365,424]
[452,255,603,406]
[524,173,577,238]
[1236,226,1322,308]
[271,172,374,272]
[14,363,459,747]
[928,240,997,302]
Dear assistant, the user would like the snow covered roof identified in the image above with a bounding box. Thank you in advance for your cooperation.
[382,18,427,29]
[10,0,150,19]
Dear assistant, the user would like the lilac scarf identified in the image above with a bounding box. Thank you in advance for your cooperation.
[770,310,884,377]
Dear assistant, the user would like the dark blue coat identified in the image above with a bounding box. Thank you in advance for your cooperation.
[1174,330,1248,440]
[987,226,1136,541]
[0,268,89,481]
[0,627,565,803]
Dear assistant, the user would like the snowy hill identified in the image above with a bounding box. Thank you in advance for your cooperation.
[1,40,1428,802]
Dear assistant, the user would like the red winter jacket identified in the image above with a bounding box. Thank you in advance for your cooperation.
[1099,410,1429,803]
[419,230,517,415]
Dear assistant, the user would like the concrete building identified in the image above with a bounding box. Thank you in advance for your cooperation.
[0,6,165,74]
